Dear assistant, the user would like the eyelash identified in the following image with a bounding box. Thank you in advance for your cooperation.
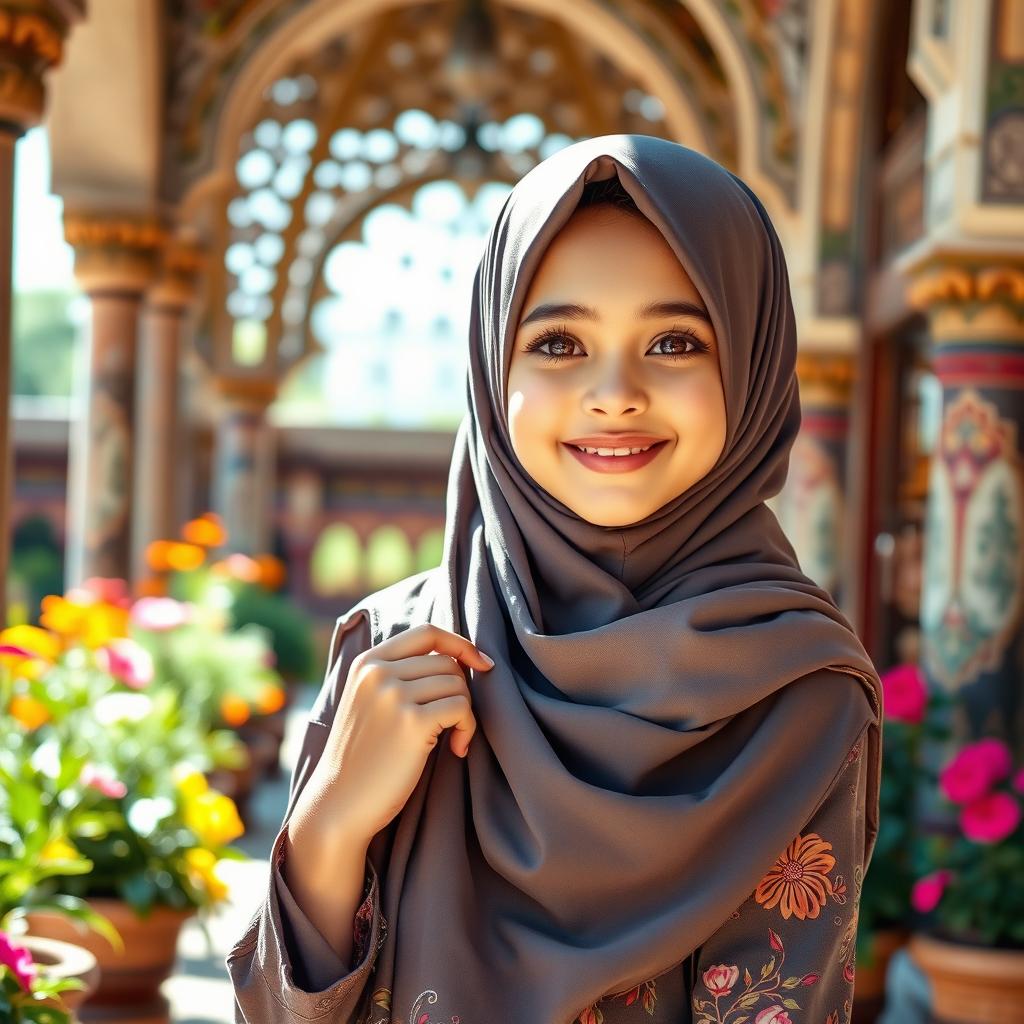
[522,324,710,364]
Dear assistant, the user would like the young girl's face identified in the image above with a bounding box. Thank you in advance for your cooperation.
[506,204,727,527]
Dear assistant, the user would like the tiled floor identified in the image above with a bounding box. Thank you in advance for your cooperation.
[164,688,314,1023]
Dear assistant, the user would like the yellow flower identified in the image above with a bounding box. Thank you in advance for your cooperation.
[9,694,51,730]
[184,790,245,847]
[166,542,206,572]
[172,764,209,800]
[39,596,129,648]
[0,625,60,661]
[184,847,229,902]
[40,838,79,862]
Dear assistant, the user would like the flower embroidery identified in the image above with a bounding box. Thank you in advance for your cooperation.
[574,978,658,1021]
[693,927,818,1024]
[755,832,837,920]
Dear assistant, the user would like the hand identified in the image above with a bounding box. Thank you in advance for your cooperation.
[297,623,494,844]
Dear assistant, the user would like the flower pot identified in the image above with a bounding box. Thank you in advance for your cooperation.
[855,926,909,1001]
[239,711,287,779]
[18,935,101,1023]
[24,898,195,1024]
[908,931,1024,1023]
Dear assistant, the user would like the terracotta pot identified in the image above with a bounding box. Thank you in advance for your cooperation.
[239,710,287,779]
[18,934,101,1022]
[908,931,1024,1023]
[854,925,909,1001]
[24,898,195,1024]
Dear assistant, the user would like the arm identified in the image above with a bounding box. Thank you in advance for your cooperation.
[225,611,387,1022]
[690,723,872,1024]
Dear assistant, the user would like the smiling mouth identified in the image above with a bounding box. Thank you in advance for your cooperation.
[561,439,669,473]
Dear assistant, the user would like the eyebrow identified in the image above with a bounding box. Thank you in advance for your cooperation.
[519,299,713,329]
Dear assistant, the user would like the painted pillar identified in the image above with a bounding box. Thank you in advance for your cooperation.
[0,1,83,620]
[131,240,205,587]
[210,377,278,557]
[906,256,1024,797]
[62,215,163,585]
[775,351,856,602]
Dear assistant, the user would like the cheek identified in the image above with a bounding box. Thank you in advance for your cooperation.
[508,371,567,440]
[666,368,726,429]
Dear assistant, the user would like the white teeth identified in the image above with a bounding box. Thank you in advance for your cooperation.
[574,444,654,456]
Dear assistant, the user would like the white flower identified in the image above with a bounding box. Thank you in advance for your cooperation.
[92,691,153,726]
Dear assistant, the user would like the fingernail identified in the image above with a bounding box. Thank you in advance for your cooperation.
[479,651,494,666]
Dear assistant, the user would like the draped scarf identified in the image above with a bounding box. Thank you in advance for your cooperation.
[343,133,882,1024]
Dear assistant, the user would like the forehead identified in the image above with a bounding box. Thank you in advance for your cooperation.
[519,208,706,313]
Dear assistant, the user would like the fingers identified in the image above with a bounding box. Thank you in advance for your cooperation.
[418,694,476,758]
[383,622,494,672]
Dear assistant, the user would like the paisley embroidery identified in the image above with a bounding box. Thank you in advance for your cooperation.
[754,832,837,920]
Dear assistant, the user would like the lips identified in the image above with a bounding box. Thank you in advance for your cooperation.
[563,434,667,447]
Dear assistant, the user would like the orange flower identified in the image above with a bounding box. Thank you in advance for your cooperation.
[254,555,286,590]
[166,541,206,571]
[182,514,227,548]
[40,594,89,637]
[135,576,168,598]
[220,694,250,727]
[9,694,51,729]
[255,684,286,715]
[754,831,837,920]
[146,540,177,572]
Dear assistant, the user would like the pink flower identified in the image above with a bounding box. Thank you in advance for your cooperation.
[74,577,132,609]
[79,763,128,799]
[911,869,954,912]
[96,638,154,689]
[0,930,38,990]
[880,663,928,724]
[129,596,190,632]
[755,1008,792,1024]
[702,963,739,996]
[1013,767,1024,795]
[960,792,1021,844]
[939,738,1013,804]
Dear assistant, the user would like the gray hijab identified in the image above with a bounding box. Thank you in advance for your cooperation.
[345,133,883,1024]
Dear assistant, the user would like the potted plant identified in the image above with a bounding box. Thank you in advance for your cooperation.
[853,663,946,1009]
[1,930,99,1023]
[0,599,249,1018]
[906,735,1024,1023]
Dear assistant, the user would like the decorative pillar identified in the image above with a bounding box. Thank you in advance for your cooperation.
[906,255,1024,792]
[131,239,205,586]
[63,215,164,584]
[0,0,83,621]
[773,351,856,602]
[210,377,277,556]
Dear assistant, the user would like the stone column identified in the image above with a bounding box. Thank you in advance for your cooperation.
[774,350,856,602]
[906,255,1024,794]
[131,240,205,587]
[210,376,278,557]
[0,1,83,619]
[63,215,163,584]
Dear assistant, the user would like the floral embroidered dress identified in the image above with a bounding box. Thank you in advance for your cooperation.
[226,615,872,1024]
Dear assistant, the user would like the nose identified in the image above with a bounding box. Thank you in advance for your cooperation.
[584,358,648,416]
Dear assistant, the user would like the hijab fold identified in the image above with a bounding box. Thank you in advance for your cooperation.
[346,134,883,1024]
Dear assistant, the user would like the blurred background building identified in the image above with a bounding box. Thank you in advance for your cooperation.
[4,0,1023,767]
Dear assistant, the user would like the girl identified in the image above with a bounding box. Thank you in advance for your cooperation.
[227,134,882,1024]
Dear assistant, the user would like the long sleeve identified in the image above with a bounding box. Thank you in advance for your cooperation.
[689,723,872,1024]
[225,611,388,1023]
